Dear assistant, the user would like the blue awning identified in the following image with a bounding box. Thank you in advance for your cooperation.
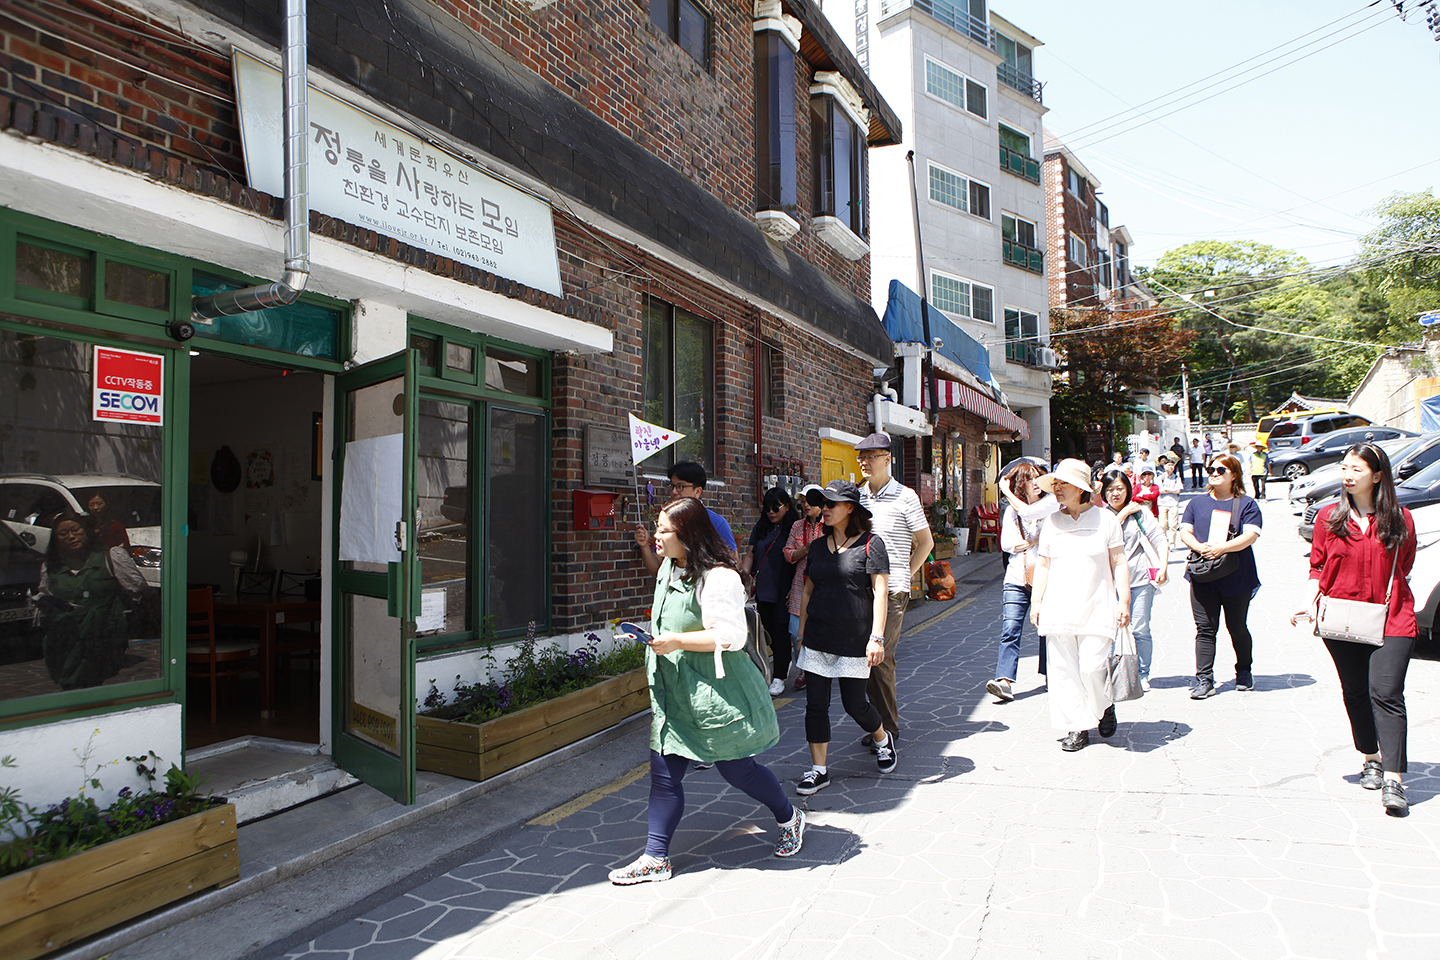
[880,280,999,392]
[1421,395,1440,432]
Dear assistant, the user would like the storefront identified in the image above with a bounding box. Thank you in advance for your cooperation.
[0,207,563,808]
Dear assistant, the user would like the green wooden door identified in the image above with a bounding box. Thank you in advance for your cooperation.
[331,350,418,803]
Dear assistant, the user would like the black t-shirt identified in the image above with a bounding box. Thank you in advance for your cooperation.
[748,521,796,603]
[802,531,890,658]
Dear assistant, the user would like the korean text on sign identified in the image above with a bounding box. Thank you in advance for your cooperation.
[92,346,164,426]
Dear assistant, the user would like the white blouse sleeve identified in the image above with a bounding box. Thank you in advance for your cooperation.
[1015,496,1061,522]
[697,567,748,648]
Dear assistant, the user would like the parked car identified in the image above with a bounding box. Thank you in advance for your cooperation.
[1255,406,1350,449]
[0,520,44,666]
[0,474,163,586]
[1300,451,1440,541]
[1289,435,1436,515]
[1266,412,1373,455]
[1267,425,1417,480]
[1405,501,1440,659]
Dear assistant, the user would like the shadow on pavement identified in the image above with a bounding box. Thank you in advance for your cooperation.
[1118,719,1194,753]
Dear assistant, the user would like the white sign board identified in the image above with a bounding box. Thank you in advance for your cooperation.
[233,51,562,296]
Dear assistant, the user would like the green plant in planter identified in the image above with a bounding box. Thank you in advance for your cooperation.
[930,497,959,531]
[422,624,645,726]
[0,742,226,878]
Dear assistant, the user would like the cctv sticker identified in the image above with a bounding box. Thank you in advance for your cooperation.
[93,345,164,426]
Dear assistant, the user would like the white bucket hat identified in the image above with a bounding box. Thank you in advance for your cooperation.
[1036,458,1097,495]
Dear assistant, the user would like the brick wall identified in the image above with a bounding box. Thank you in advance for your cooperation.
[1042,152,1100,309]
[0,0,242,179]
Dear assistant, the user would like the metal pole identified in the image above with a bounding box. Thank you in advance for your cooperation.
[906,151,939,424]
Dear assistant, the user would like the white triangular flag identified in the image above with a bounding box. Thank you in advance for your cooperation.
[628,413,685,465]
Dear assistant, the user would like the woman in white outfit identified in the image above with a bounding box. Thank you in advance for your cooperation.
[1029,459,1131,752]
[1157,457,1185,547]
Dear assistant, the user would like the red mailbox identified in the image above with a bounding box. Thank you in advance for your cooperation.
[573,489,617,530]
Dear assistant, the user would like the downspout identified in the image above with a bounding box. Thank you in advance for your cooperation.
[191,0,309,321]
[872,384,897,435]
[905,151,939,425]
[753,313,764,498]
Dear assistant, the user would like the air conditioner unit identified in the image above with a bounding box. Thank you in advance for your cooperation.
[871,398,932,438]
[1037,347,1058,369]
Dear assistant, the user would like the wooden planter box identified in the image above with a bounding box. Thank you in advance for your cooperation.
[933,540,956,560]
[418,668,650,782]
[0,803,239,960]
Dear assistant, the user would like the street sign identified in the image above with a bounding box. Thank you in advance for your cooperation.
[1420,311,1440,326]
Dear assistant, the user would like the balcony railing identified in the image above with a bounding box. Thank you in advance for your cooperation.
[997,61,1043,103]
[1005,339,1042,366]
[999,145,1040,184]
[882,0,994,49]
[1002,238,1044,275]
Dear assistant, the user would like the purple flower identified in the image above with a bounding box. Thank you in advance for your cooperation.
[117,787,132,798]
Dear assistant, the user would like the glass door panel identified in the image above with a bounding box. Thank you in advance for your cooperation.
[486,407,547,632]
[333,351,416,803]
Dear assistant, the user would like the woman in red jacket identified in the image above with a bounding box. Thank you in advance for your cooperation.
[1291,442,1415,816]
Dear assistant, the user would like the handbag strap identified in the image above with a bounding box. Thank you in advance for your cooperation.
[1382,533,1403,604]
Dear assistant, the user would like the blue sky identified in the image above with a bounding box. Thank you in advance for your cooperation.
[1009,0,1440,268]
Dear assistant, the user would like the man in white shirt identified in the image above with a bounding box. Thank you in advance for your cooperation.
[1131,448,1156,482]
[854,432,933,750]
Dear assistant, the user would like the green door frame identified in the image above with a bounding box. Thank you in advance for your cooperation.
[331,349,419,804]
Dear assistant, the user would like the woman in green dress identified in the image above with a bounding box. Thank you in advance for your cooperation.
[609,497,804,885]
[36,511,147,689]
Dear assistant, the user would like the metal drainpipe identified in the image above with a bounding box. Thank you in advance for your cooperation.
[191,0,309,321]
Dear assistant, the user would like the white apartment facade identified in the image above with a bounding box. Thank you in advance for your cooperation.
[832,0,1053,459]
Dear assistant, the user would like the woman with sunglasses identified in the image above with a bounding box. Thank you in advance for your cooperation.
[740,487,798,695]
[1178,454,1263,699]
[1100,469,1169,691]
[782,485,828,692]
[1290,443,1415,815]
[609,498,802,884]
[1028,460,1129,752]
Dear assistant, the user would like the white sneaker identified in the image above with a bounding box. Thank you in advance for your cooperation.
[1140,677,1151,692]
[769,678,785,696]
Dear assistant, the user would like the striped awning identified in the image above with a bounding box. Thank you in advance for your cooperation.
[923,379,1031,438]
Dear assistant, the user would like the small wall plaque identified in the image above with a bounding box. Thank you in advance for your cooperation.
[585,425,634,487]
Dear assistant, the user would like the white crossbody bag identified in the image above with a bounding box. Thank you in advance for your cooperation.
[1316,544,1401,647]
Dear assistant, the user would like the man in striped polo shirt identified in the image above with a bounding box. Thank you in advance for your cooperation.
[854,432,933,753]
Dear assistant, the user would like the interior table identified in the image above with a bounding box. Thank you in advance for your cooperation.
[213,600,322,717]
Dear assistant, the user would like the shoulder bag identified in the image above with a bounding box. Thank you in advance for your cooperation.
[1186,497,1242,583]
[1106,626,1144,702]
[1316,539,1401,647]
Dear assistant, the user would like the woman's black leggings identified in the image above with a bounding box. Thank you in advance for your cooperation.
[758,599,790,681]
[804,673,882,744]
[1191,587,1253,682]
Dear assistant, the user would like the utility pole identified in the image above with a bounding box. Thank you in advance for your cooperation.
[1181,363,1191,443]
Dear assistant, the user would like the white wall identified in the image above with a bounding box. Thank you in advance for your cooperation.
[0,703,182,828]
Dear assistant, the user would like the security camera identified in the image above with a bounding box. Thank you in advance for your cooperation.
[168,320,196,342]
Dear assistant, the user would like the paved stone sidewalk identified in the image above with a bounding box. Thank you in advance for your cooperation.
[271,499,1440,960]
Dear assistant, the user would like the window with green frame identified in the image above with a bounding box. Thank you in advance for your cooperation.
[406,320,550,648]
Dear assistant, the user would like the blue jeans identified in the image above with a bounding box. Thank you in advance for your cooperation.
[1129,582,1155,680]
[997,582,1046,681]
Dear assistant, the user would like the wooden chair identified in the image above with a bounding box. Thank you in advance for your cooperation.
[973,502,1001,553]
[274,570,321,691]
[186,586,259,724]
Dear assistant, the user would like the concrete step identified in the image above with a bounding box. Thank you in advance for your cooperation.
[186,736,357,824]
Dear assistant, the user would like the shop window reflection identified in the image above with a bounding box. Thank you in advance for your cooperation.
[15,240,93,300]
[0,330,163,704]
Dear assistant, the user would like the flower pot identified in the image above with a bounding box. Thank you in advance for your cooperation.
[0,803,239,960]
[418,668,650,782]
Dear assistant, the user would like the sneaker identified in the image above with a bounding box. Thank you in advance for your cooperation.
[793,675,806,691]
[774,808,806,857]
[1382,780,1409,816]
[875,735,897,774]
[1360,760,1385,790]
[1140,677,1152,692]
[769,678,785,697]
[609,855,672,885]
[986,678,1015,702]
[795,770,831,795]
[693,761,714,770]
[1190,678,1216,700]
[1235,672,1253,691]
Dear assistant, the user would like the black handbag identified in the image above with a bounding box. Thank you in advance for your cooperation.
[1187,497,1242,583]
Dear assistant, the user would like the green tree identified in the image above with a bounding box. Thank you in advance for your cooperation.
[1048,306,1195,459]
[1360,190,1440,327]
